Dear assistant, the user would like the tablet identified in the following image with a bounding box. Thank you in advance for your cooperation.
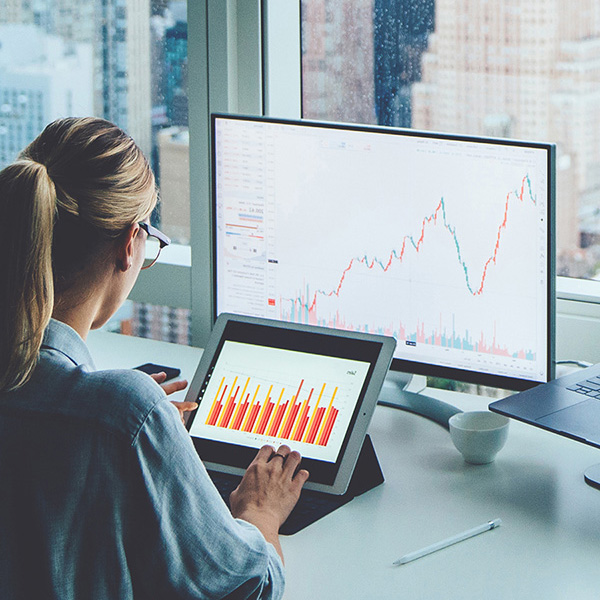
[185,313,396,495]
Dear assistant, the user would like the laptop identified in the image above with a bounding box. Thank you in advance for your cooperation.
[489,363,600,449]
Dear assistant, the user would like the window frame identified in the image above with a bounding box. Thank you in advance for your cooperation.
[133,0,600,365]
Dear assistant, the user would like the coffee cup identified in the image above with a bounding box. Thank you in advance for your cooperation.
[449,411,509,464]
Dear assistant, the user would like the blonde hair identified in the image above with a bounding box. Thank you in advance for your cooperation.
[0,117,156,392]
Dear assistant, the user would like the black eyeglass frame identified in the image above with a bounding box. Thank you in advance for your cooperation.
[138,222,171,269]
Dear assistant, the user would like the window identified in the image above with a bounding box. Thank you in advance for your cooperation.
[262,1,600,366]
[0,0,191,343]
[300,0,600,282]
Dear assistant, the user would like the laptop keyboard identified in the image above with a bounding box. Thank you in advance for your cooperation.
[567,376,600,398]
[207,470,348,535]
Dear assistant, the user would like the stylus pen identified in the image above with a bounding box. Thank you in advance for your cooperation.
[393,518,502,566]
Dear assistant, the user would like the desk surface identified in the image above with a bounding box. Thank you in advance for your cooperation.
[88,330,600,600]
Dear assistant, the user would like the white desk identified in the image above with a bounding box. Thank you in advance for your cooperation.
[88,331,600,600]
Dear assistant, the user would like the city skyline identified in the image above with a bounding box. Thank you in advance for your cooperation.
[0,0,190,342]
[2,2,600,280]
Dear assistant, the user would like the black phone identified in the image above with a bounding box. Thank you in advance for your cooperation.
[134,363,181,381]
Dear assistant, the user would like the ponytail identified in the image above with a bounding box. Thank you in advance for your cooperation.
[0,160,56,392]
[0,117,156,393]
[0,117,157,393]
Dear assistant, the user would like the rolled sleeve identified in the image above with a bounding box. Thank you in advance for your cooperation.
[129,398,285,600]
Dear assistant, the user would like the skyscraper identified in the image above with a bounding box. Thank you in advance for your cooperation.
[165,17,187,127]
[0,0,152,160]
[302,0,376,124]
[0,23,93,169]
[373,0,434,127]
[96,0,152,158]
[412,0,600,270]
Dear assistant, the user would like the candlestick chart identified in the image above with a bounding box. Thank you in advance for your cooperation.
[214,117,551,383]
[279,173,540,362]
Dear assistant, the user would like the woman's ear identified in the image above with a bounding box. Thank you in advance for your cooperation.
[115,223,140,272]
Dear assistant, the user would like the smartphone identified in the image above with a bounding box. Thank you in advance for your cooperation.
[134,362,181,381]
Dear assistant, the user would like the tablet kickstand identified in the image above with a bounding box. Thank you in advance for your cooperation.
[344,434,385,498]
[278,434,384,535]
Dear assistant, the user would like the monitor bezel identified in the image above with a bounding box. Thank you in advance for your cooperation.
[210,112,556,392]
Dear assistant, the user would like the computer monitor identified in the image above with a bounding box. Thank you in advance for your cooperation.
[211,114,555,425]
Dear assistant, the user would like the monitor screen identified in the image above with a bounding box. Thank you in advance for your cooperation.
[212,114,555,392]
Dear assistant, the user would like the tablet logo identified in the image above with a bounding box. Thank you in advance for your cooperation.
[347,370,356,375]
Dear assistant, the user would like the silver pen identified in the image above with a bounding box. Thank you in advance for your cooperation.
[393,518,502,566]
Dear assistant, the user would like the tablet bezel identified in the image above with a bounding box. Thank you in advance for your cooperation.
[185,313,395,495]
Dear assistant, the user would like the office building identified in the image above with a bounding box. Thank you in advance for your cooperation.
[301,0,376,124]
[0,0,31,23]
[121,302,190,345]
[165,16,188,127]
[412,0,600,268]
[0,23,93,169]
[373,0,434,127]
[1,0,152,160]
[96,0,152,159]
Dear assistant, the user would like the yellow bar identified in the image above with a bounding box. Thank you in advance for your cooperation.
[302,383,326,443]
[228,377,251,429]
[205,376,226,425]
[266,388,286,436]
[253,385,274,433]
[217,376,238,427]
[241,384,261,431]
[316,386,338,445]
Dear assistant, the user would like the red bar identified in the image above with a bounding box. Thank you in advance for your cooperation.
[221,386,240,428]
[233,393,250,430]
[244,403,262,432]
[230,402,245,430]
[256,401,275,435]
[231,396,250,430]
[267,402,288,437]
[307,407,326,444]
[221,400,236,428]
[321,408,339,446]
[208,385,228,426]
[293,379,305,404]
[292,389,313,441]
[281,403,300,439]
[217,385,239,428]
[294,414,310,441]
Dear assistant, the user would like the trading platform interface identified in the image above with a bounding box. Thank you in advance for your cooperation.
[213,117,552,386]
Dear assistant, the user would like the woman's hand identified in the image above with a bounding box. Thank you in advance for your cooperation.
[150,372,196,424]
[229,444,309,561]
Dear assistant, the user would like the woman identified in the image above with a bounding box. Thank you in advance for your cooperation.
[0,117,308,599]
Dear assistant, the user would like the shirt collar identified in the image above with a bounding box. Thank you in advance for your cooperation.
[41,319,96,370]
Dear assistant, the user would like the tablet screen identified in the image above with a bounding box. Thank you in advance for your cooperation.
[186,320,383,485]
[189,340,371,462]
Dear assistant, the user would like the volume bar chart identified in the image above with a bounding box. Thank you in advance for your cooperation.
[205,375,340,447]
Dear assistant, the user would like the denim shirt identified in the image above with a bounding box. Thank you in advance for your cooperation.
[0,319,284,600]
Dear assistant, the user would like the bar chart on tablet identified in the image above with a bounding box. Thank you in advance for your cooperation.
[189,341,371,462]
[204,374,340,446]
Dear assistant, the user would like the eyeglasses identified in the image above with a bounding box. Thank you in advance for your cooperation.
[138,221,171,269]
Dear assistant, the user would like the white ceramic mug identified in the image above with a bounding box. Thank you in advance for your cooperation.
[449,411,510,464]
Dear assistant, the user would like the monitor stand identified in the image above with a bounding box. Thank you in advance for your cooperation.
[377,371,462,429]
[584,464,600,490]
